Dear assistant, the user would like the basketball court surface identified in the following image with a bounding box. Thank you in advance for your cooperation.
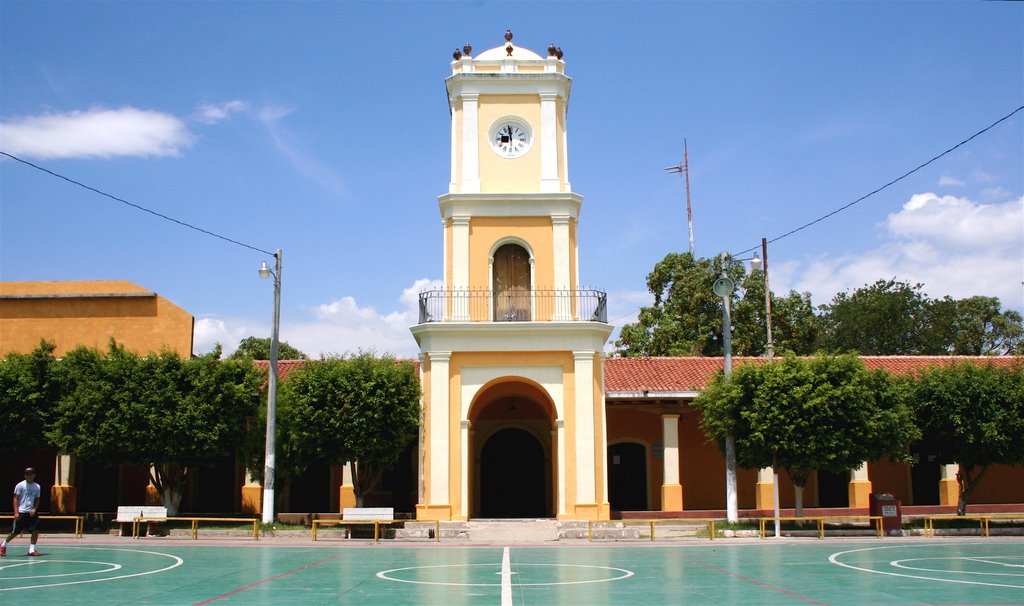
[1,537,1021,604]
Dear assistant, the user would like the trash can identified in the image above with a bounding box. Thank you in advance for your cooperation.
[869,493,903,536]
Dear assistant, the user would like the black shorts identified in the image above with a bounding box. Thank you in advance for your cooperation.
[12,512,39,534]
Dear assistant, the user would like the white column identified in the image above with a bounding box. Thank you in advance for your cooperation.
[573,351,596,504]
[55,452,74,485]
[596,356,609,504]
[540,92,559,192]
[460,419,470,518]
[417,353,427,503]
[451,216,470,321]
[556,419,566,516]
[662,415,680,485]
[552,215,571,320]
[560,100,571,192]
[449,100,458,192]
[460,93,480,193]
[428,352,451,506]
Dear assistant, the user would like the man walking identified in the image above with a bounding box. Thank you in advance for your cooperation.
[1,467,43,557]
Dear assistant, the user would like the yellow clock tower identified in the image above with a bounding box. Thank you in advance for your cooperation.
[411,32,613,522]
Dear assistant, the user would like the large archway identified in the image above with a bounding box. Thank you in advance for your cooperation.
[470,379,555,518]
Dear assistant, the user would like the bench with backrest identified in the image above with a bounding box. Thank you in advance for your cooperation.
[312,507,397,541]
[115,506,168,536]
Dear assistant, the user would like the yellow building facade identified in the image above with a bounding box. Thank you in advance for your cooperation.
[410,35,614,521]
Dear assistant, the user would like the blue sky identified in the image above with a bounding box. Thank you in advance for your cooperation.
[2,1,1022,359]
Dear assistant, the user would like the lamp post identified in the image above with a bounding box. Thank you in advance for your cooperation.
[713,251,761,523]
[258,249,282,524]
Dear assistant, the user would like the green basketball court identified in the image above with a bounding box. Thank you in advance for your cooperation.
[1,539,1021,604]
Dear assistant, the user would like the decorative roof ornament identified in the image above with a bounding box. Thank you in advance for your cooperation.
[556,47,564,60]
[547,43,557,57]
[463,43,472,56]
[504,29,513,43]
[453,48,462,60]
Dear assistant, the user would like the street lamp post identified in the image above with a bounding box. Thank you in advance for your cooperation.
[713,251,761,523]
[258,249,282,525]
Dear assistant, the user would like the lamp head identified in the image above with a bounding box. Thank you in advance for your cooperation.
[258,261,272,279]
[750,252,763,273]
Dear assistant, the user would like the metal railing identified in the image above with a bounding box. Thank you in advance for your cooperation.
[418,288,607,324]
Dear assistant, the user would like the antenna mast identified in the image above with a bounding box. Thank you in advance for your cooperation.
[665,139,695,256]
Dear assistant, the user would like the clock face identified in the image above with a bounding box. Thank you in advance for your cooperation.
[491,121,531,158]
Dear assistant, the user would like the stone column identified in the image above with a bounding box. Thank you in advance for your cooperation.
[556,419,566,517]
[573,351,598,519]
[848,463,873,508]
[417,352,452,521]
[939,463,959,507]
[539,92,560,192]
[460,93,480,193]
[460,419,471,520]
[661,414,683,511]
[339,462,356,510]
[451,216,471,321]
[755,467,775,511]
[51,452,77,514]
[551,215,571,320]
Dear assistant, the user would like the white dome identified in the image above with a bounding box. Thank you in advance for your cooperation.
[474,44,544,61]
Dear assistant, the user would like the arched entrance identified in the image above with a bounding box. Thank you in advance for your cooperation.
[470,379,555,518]
[480,428,546,518]
[608,442,648,511]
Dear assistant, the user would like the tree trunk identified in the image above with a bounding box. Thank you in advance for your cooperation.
[956,464,988,516]
[788,469,809,518]
[150,464,189,517]
[351,461,384,509]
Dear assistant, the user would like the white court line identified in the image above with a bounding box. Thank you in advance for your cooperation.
[501,547,513,606]
[0,547,183,591]
[829,544,1024,589]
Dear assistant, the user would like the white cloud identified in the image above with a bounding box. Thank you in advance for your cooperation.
[193,316,251,357]
[193,278,443,360]
[774,193,1024,310]
[0,107,194,159]
[194,100,247,124]
[938,175,965,187]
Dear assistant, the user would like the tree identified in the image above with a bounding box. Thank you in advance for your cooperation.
[49,342,264,515]
[616,252,817,357]
[229,336,308,360]
[273,352,420,506]
[0,341,61,456]
[905,362,1024,515]
[948,296,1024,355]
[694,353,918,515]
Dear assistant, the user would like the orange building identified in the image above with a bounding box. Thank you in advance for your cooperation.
[1,279,195,514]
[0,280,193,357]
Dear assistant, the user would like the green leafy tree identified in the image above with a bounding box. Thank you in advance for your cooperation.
[49,342,263,515]
[948,296,1024,355]
[272,352,420,507]
[616,253,817,357]
[818,279,935,354]
[694,353,918,515]
[905,362,1024,515]
[229,336,308,360]
[0,340,61,455]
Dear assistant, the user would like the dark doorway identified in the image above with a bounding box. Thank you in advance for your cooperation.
[910,453,940,505]
[817,470,849,507]
[480,428,546,518]
[608,442,647,511]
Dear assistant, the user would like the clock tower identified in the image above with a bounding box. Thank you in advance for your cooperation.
[411,32,613,522]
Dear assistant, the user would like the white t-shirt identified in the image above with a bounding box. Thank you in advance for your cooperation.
[14,480,41,513]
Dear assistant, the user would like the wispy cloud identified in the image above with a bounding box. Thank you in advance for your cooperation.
[0,107,194,159]
[193,100,247,124]
[938,175,965,187]
[257,106,348,196]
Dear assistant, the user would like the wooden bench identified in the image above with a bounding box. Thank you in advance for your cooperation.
[115,506,167,537]
[1,514,84,538]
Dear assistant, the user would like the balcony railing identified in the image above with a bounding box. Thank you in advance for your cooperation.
[418,289,607,324]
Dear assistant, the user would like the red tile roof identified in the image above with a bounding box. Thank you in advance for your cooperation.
[254,355,1022,394]
[604,355,1023,393]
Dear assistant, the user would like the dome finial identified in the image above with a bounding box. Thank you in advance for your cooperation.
[463,43,472,57]
[504,29,513,43]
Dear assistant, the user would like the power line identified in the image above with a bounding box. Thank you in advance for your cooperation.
[0,151,275,257]
[733,104,1024,257]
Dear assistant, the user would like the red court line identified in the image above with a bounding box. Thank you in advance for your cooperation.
[676,554,828,606]
[194,553,344,605]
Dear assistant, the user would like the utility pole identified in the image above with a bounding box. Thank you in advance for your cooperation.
[665,139,695,256]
